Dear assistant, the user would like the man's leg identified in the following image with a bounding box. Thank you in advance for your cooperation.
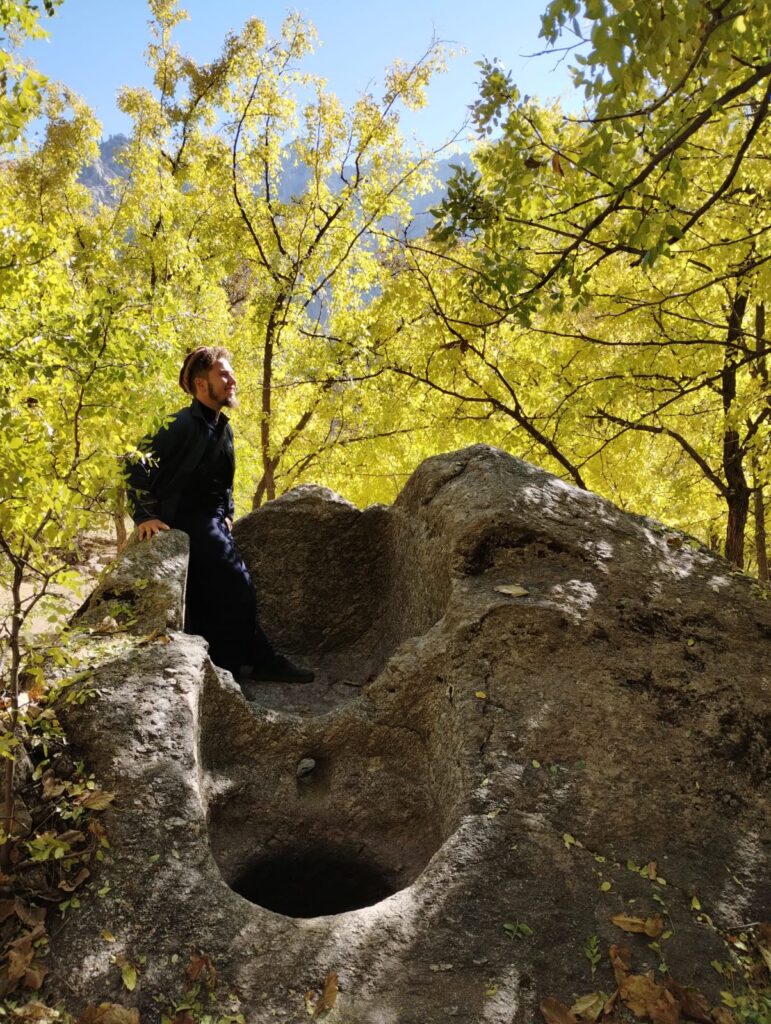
[182,512,274,674]
[181,511,313,683]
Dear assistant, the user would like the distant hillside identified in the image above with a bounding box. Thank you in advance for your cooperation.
[80,135,472,238]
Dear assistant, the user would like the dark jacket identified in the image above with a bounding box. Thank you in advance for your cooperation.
[126,401,236,526]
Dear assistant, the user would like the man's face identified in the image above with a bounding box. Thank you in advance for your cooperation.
[204,358,238,409]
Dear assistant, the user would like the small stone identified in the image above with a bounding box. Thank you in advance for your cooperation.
[296,758,316,778]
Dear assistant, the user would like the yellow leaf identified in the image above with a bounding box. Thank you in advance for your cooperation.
[494,584,529,597]
[570,992,605,1022]
[474,691,486,699]
[101,930,116,942]
[78,1004,140,1024]
[121,963,137,992]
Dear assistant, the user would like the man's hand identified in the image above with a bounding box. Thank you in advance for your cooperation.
[138,519,170,541]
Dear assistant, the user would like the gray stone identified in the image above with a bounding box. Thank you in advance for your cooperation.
[48,446,770,1022]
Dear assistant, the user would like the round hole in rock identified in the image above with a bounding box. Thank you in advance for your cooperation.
[232,847,396,918]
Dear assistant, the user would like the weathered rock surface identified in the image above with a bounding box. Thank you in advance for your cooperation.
[49,446,770,1022]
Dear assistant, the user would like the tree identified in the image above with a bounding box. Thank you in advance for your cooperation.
[112,0,450,508]
[0,0,61,145]
[418,0,770,567]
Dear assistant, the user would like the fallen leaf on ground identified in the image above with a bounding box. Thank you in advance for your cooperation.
[570,992,606,1021]
[41,774,66,800]
[77,1004,140,1024]
[57,830,86,846]
[23,961,48,989]
[495,584,529,597]
[8,938,35,984]
[645,861,658,879]
[665,978,712,1024]
[620,974,679,1024]
[540,997,578,1024]
[611,914,665,938]
[58,867,90,892]
[185,952,217,989]
[0,899,17,923]
[314,971,339,1017]
[77,790,116,811]
[755,923,771,971]
[120,963,137,992]
[13,901,46,927]
[9,1002,60,1022]
[711,1009,736,1024]
[609,944,632,985]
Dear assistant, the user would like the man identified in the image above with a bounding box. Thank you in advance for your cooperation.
[126,346,314,686]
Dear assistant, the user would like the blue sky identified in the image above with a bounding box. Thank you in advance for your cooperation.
[23,1,576,148]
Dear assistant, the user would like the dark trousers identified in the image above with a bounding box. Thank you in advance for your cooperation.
[172,504,274,674]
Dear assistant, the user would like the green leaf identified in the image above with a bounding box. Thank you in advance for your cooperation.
[122,962,137,991]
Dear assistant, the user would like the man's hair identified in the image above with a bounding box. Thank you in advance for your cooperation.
[179,346,231,395]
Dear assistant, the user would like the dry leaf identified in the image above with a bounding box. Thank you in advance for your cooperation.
[604,990,619,1016]
[551,153,565,176]
[619,974,678,1024]
[172,1016,196,1024]
[611,914,665,938]
[23,961,48,990]
[185,952,217,989]
[711,1009,736,1024]
[665,979,712,1024]
[643,915,666,938]
[0,899,17,923]
[9,1002,60,1022]
[314,971,339,1017]
[650,991,680,1024]
[41,774,66,800]
[758,942,771,973]
[495,584,529,597]
[8,938,35,984]
[645,861,658,879]
[78,790,116,811]
[58,867,90,892]
[58,830,86,846]
[540,997,578,1024]
[755,923,771,972]
[13,901,46,928]
[609,944,632,985]
[77,1004,140,1024]
[571,992,605,1021]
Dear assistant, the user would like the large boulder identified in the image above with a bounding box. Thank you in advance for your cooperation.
[47,446,769,1022]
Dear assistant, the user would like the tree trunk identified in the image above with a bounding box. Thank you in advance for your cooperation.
[252,296,285,508]
[753,466,769,583]
[722,293,750,568]
[114,486,128,554]
[0,561,22,870]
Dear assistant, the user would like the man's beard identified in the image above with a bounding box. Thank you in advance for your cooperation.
[207,381,239,409]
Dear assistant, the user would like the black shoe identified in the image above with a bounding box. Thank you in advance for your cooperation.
[243,655,314,685]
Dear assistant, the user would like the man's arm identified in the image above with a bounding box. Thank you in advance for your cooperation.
[137,518,170,541]
[124,412,187,534]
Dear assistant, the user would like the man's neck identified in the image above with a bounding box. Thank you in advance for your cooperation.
[194,395,221,420]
